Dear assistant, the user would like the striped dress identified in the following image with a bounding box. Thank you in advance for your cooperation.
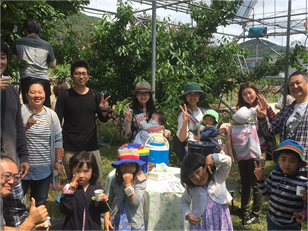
[257,170,307,227]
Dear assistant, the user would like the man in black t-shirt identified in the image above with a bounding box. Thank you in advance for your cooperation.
[55,60,110,183]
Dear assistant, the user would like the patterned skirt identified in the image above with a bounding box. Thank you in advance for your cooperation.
[190,194,233,231]
[113,202,145,231]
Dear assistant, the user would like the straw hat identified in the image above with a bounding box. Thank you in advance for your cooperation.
[179,82,206,100]
[112,146,145,168]
[132,81,154,95]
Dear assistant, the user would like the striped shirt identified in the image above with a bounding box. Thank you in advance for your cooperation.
[258,170,307,226]
[26,110,51,166]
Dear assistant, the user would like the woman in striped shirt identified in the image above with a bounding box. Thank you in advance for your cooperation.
[21,81,63,206]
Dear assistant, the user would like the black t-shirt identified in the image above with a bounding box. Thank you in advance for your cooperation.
[55,88,109,152]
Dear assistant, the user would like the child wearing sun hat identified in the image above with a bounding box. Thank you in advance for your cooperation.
[254,140,308,230]
[104,146,146,231]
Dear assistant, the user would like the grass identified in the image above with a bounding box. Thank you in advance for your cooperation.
[26,141,306,230]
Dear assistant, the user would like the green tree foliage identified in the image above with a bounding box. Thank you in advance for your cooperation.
[0,0,89,47]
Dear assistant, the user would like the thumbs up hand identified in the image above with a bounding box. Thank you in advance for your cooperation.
[28,198,48,226]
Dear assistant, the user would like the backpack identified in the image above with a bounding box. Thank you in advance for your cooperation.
[173,107,206,161]
[264,135,277,160]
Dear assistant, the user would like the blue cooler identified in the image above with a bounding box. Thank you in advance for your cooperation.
[188,141,215,158]
[145,135,170,167]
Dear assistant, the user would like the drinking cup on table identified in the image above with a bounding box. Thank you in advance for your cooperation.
[94,189,105,201]
[44,216,50,228]
[296,186,305,196]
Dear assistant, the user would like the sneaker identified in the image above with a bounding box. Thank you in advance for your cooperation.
[55,185,62,189]
[49,183,53,187]
[245,216,260,225]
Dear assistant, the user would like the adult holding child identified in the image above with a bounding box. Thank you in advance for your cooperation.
[258,71,308,176]
[123,81,158,143]
[233,82,276,224]
[21,81,63,206]
[176,82,206,161]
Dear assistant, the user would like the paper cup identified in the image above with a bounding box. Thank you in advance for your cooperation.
[296,186,305,196]
[44,216,50,228]
[164,129,170,136]
[94,189,105,201]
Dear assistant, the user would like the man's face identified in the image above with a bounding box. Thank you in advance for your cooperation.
[288,75,308,101]
[70,67,89,87]
[0,161,19,198]
[0,51,8,75]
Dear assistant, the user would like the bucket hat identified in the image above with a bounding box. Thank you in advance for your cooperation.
[203,109,219,124]
[112,146,145,168]
[272,140,307,168]
[179,82,206,100]
[132,81,154,95]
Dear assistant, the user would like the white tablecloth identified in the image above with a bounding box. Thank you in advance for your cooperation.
[105,167,187,230]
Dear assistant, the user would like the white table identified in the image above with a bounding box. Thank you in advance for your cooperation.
[105,167,187,230]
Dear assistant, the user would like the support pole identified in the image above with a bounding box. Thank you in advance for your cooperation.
[283,0,291,107]
[151,1,157,102]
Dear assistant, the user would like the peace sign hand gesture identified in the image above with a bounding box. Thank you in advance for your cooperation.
[99,93,111,112]
[179,104,191,122]
[254,161,264,181]
[26,110,37,130]
[69,174,79,191]
[124,105,132,123]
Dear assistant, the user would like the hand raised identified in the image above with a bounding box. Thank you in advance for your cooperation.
[27,110,37,129]
[99,93,111,111]
[28,198,48,226]
[179,104,191,122]
[205,154,214,174]
[69,174,79,190]
[122,172,133,184]
[124,105,132,123]
[254,161,264,180]
[257,94,268,119]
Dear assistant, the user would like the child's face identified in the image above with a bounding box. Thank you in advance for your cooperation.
[120,162,137,175]
[150,114,159,124]
[203,115,215,126]
[188,166,209,186]
[277,151,300,176]
[72,163,92,187]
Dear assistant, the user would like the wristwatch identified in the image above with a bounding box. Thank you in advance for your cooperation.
[56,160,63,164]
[124,186,134,197]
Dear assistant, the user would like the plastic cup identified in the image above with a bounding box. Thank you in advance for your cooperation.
[94,189,105,201]
[44,216,50,228]
[296,186,305,196]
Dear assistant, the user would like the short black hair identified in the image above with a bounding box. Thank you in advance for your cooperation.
[24,19,41,34]
[53,82,68,97]
[1,40,9,58]
[70,60,89,76]
[68,151,99,185]
[152,111,167,125]
[289,71,308,82]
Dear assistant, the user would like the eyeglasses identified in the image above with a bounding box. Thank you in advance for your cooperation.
[136,92,150,97]
[73,72,88,77]
[1,173,20,182]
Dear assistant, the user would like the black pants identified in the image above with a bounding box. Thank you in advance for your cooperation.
[20,78,51,107]
[238,159,263,218]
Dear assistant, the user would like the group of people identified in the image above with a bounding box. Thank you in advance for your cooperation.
[1,17,308,231]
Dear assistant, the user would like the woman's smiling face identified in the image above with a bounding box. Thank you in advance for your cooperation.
[242,87,257,107]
